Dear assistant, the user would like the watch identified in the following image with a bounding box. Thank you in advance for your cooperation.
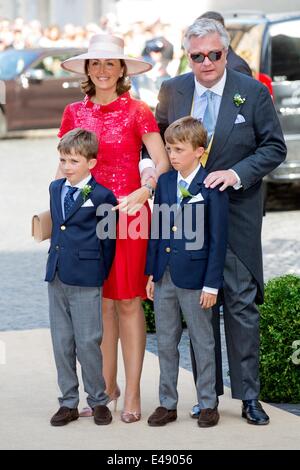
[143,183,154,199]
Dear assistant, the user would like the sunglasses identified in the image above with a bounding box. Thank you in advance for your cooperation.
[190,50,223,63]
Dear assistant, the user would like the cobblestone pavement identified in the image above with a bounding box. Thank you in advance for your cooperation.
[0,137,299,414]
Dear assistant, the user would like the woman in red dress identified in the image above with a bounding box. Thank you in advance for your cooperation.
[58,34,169,422]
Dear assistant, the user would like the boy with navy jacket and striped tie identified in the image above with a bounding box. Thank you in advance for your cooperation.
[45,128,117,427]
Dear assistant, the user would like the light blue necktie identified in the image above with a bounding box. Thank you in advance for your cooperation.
[177,179,188,206]
[202,90,217,141]
[64,186,78,218]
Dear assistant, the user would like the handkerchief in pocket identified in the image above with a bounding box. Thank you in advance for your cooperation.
[188,193,204,203]
[82,199,94,207]
[234,114,246,124]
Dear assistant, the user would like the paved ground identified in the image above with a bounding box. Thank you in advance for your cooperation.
[0,136,299,427]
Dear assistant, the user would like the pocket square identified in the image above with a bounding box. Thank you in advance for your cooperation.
[81,199,94,207]
[234,114,246,124]
[188,193,204,203]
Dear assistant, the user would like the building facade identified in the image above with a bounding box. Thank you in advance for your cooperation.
[0,0,116,26]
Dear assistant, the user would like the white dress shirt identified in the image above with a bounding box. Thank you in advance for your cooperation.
[61,174,92,219]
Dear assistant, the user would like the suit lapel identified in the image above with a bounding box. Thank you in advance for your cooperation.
[64,177,97,222]
[53,179,65,223]
[173,73,195,119]
[207,70,246,167]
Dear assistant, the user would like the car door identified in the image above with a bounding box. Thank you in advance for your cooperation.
[16,50,84,130]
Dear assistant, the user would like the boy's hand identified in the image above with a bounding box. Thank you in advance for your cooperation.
[200,291,217,309]
[146,275,155,301]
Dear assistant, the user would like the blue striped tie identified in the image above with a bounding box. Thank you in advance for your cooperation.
[64,186,78,218]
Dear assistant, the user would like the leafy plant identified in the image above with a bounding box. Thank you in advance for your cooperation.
[259,274,300,402]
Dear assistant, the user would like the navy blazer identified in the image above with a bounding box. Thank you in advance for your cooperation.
[146,166,228,290]
[45,177,118,287]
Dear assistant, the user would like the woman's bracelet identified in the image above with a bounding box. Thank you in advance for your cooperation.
[143,183,155,199]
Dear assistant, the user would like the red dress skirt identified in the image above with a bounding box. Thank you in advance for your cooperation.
[59,92,159,299]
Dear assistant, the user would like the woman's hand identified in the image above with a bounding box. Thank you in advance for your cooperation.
[112,186,150,215]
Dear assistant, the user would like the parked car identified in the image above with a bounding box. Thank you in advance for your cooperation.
[0,47,85,136]
[224,11,300,185]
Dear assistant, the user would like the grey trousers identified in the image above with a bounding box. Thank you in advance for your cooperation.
[223,247,260,399]
[48,275,108,409]
[154,267,217,410]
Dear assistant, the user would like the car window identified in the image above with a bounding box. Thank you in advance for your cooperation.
[227,22,265,75]
[29,54,73,80]
[270,20,300,81]
[0,49,38,80]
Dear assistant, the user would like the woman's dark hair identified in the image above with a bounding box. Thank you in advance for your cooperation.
[81,59,131,97]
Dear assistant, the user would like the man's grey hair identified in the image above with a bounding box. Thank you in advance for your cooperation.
[183,18,230,51]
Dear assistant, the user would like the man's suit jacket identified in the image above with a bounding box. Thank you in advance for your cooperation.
[155,69,287,302]
[146,166,228,290]
[45,177,117,287]
[227,46,252,77]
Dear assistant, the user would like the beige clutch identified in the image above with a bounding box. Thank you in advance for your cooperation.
[32,210,52,242]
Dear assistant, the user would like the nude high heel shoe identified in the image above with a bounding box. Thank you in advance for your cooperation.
[79,386,121,417]
[120,410,141,423]
[107,385,121,412]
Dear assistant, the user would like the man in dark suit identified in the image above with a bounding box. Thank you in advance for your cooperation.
[155,18,287,425]
[199,11,252,77]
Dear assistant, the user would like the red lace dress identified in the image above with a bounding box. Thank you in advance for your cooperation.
[58,92,159,299]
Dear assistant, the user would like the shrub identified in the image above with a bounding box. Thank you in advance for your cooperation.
[143,299,156,333]
[259,274,300,402]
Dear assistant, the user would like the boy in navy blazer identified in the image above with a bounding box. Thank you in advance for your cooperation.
[45,128,117,427]
[146,117,228,428]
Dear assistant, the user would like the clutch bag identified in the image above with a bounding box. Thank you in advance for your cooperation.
[32,210,52,242]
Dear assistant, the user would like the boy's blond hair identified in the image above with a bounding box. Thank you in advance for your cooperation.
[164,116,207,149]
[57,128,98,160]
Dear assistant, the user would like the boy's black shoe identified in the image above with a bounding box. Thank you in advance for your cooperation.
[50,407,79,426]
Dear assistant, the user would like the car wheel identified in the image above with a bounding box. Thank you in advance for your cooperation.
[0,109,7,138]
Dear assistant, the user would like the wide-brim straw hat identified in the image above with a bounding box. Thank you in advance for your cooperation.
[61,34,152,76]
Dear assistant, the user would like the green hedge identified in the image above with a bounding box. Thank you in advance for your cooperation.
[259,274,300,402]
[143,299,156,333]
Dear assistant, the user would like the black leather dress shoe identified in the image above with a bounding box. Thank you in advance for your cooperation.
[242,400,270,425]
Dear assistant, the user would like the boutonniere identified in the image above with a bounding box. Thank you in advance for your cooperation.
[81,184,92,202]
[178,185,193,199]
[233,93,246,107]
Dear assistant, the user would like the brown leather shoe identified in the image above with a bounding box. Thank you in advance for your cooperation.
[197,407,219,428]
[93,405,112,425]
[148,406,177,427]
[50,407,79,426]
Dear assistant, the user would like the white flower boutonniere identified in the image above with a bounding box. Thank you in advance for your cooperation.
[81,184,92,202]
[233,93,246,107]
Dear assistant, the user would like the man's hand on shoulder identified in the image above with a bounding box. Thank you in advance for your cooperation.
[204,170,238,191]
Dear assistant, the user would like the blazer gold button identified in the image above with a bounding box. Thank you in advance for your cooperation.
[61,225,66,231]
[172,226,177,232]
[165,247,171,253]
